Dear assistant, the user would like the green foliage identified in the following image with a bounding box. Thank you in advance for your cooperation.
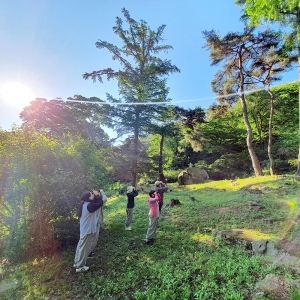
[200,108,247,155]
[147,134,174,169]
[163,169,180,183]
[20,96,111,145]
[237,0,300,27]
[138,168,179,185]
[208,151,253,179]
[0,126,114,262]
[198,82,299,177]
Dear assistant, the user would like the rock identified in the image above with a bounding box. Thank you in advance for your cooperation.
[252,240,269,255]
[252,240,300,270]
[253,274,293,300]
[248,188,263,194]
[178,167,209,185]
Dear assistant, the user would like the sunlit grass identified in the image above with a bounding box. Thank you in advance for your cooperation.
[106,208,126,218]
[232,229,276,241]
[191,233,214,245]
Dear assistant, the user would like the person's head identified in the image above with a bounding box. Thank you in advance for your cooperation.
[92,189,101,196]
[78,191,94,218]
[149,190,156,197]
[81,191,94,202]
[127,186,134,193]
[155,181,162,187]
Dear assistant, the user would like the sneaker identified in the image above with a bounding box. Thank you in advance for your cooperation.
[125,227,132,231]
[145,240,154,245]
[76,266,89,273]
[88,252,95,258]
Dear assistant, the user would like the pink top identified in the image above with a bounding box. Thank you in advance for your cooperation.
[148,193,161,217]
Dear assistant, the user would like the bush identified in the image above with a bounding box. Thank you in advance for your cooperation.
[207,151,253,179]
[274,159,295,174]
[164,169,180,183]
[52,217,79,250]
[138,169,179,184]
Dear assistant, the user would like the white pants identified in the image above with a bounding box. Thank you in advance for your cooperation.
[74,233,95,268]
[90,223,100,253]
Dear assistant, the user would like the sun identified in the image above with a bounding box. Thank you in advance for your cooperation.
[0,81,35,108]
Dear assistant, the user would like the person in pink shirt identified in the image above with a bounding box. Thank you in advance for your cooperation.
[145,190,161,245]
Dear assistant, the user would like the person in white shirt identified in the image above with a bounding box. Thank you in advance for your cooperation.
[73,190,103,273]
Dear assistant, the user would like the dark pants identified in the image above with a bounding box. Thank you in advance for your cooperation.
[159,201,163,212]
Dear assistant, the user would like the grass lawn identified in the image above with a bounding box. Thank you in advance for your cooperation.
[1,175,300,299]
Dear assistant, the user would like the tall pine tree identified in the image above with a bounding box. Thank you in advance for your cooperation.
[236,0,300,174]
[83,8,179,185]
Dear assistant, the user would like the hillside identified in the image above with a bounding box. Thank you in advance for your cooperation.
[1,175,300,299]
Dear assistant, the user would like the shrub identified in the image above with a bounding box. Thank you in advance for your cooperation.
[164,169,180,183]
[274,159,295,174]
[52,217,79,250]
[207,151,253,179]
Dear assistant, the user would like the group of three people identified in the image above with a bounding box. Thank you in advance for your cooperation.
[74,181,167,272]
[125,181,168,245]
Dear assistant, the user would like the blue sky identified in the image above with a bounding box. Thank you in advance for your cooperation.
[0,0,297,131]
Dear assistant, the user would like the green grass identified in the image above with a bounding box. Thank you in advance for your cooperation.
[1,176,300,299]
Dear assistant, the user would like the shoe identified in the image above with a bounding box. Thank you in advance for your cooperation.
[145,240,153,245]
[88,252,95,258]
[76,266,89,273]
[125,227,132,231]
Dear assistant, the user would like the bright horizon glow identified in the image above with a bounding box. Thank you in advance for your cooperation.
[0,81,35,109]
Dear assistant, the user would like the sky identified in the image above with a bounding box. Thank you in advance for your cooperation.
[0,0,298,132]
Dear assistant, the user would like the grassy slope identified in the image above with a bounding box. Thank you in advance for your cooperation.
[1,176,300,300]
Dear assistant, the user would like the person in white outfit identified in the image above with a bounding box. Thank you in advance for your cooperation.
[73,190,103,272]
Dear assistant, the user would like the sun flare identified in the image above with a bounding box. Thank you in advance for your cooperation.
[0,81,35,108]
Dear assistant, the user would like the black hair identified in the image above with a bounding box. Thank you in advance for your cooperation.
[78,191,92,218]
[149,190,156,197]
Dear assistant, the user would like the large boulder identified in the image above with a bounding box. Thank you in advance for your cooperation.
[178,167,209,185]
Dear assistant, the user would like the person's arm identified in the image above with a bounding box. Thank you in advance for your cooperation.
[87,189,104,213]
[157,183,168,193]
[87,200,103,213]
[100,189,108,205]
[148,196,157,202]
[154,193,161,201]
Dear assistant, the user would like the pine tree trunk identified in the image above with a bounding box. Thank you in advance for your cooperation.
[296,13,300,176]
[131,111,139,187]
[238,50,263,176]
[267,87,275,175]
[240,93,264,176]
[158,133,166,182]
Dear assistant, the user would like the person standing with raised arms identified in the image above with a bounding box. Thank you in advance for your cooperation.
[73,190,103,272]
